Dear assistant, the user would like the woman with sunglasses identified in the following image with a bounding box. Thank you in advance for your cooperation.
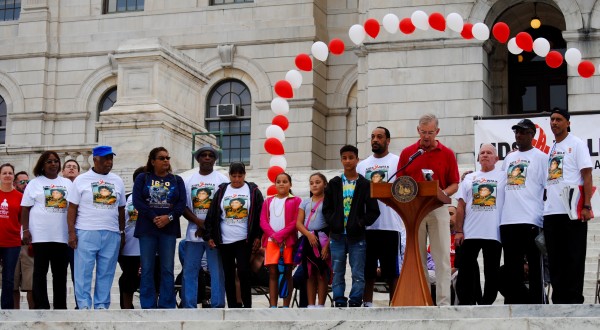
[204,162,264,308]
[133,147,186,309]
[0,163,23,309]
[20,152,73,309]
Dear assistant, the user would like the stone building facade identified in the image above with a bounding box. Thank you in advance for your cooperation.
[1,0,599,185]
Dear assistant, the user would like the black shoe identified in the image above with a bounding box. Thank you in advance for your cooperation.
[348,302,362,307]
[334,301,348,307]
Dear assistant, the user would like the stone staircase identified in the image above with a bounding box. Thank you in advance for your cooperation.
[13,167,600,309]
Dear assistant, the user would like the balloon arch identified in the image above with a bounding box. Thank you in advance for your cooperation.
[262,10,595,195]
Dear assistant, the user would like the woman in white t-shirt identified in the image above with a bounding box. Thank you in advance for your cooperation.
[20,151,73,309]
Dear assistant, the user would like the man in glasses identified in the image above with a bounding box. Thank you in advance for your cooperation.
[180,145,228,308]
[500,119,548,304]
[67,145,126,309]
[61,159,80,308]
[12,171,34,309]
[396,113,460,306]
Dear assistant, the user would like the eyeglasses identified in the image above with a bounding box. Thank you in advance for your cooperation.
[199,152,215,158]
[45,159,60,164]
[17,180,29,185]
[156,156,171,161]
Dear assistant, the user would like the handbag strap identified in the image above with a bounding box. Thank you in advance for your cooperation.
[305,199,323,229]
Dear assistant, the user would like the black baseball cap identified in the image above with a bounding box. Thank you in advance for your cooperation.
[550,108,570,121]
[511,119,536,133]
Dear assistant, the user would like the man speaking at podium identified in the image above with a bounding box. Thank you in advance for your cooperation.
[396,114,460,306]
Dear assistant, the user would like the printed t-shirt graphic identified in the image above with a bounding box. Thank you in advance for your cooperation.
[126,198,138,227]
[365,165,389,183]
[547,154,564,182]
[44,185,68,211]
[224,195,249,222]
[471,179,497,208]
[92,181,118,207]
[147,179,175,209]
[507,160,530,187]
[192,184,214,217]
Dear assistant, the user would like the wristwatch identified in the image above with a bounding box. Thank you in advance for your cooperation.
[119,230,125,235]
[168,214,174,222]
[583,205,592,211]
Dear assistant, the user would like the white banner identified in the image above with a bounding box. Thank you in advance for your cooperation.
[474,113,600,175]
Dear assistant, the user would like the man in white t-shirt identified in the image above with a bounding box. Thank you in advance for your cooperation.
[181,145,228,308]
[543,109,593,304]
[67,146,126,309]
[357,127,405,306]
[500,119,548,304]
[454,144,505,305]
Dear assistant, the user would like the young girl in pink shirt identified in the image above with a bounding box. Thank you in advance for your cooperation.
[260,172,301,308]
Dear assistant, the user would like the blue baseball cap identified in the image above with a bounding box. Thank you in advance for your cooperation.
[93,145,116,157]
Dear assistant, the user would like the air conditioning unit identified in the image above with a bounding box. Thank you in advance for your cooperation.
[217,104,241,118]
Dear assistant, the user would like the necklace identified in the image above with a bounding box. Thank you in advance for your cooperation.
[272,197,285,217]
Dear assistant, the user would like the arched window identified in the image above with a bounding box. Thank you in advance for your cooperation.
[206,79,251,164]
[0,95,6,144]
[97,87,117,141]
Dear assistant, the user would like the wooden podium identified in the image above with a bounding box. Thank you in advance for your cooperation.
[371,180,450,306]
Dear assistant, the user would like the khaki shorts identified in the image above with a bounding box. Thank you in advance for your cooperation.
[14,245,34,291]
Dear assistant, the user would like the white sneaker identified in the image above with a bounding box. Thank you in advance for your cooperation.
[363,302,373,307]
[307,305,317,308]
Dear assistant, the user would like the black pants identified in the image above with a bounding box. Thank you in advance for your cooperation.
[500,224,544,304]
[544,214,587,304]
[456,239,502,305]
[32,242,68,309]
[220,240,252,308]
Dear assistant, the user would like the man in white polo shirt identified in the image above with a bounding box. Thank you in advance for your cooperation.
[67,146,126,309]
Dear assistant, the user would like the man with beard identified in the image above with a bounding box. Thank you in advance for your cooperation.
[396,114,460,306]
[500,119,548,304]
[543,109,593,304]
[357,127,404,306]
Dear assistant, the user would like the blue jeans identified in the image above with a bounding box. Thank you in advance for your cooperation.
[74,229,121,309]
[0,246,20,309]
[330,235,366,306]
[181,241,225,308]
[139,234,177,309]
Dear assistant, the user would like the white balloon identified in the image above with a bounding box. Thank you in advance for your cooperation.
[532,38,550,57]
[472,23,490,41]
[265,125,285,142]
[565,48,582,67]
[507,38,523,55]
[269,155,287,170]
[348,24,366,46]
[285,70,303,89]
[270,97,289,115]
[311,41,329,62]
[411,10,429,31]
[446,13,464,33]
[382,13,400,34]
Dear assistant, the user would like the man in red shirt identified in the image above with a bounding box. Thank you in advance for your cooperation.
[397,113,460,306]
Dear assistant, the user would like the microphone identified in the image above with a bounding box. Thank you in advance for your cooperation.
[422,169,434,181]
[387,149,425,182]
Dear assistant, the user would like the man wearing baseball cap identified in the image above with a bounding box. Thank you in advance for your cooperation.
[543,109,593,304]
[67,145,126,309]
[181,144,228,308]
[500,119,548,304]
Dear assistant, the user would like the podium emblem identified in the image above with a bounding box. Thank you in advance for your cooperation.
[391,176,418,203]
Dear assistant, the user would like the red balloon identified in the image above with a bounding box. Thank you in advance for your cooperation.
[267,166,285,183]
[364,18,380,38]
[266,184,277,196]
[274,80,293,99]
[329,38,345,55]
[578,60,595,78]
[461,23,474,39]
[264,137,285,155]
[492,22,510,43]
[428,12,446,31]
[545,51,563,69]
[515,32,533,52]
[272,115,289,131]
[295,53,312,71]
[399,18,415,34]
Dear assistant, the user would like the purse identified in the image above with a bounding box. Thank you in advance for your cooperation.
[293,199,323,265]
